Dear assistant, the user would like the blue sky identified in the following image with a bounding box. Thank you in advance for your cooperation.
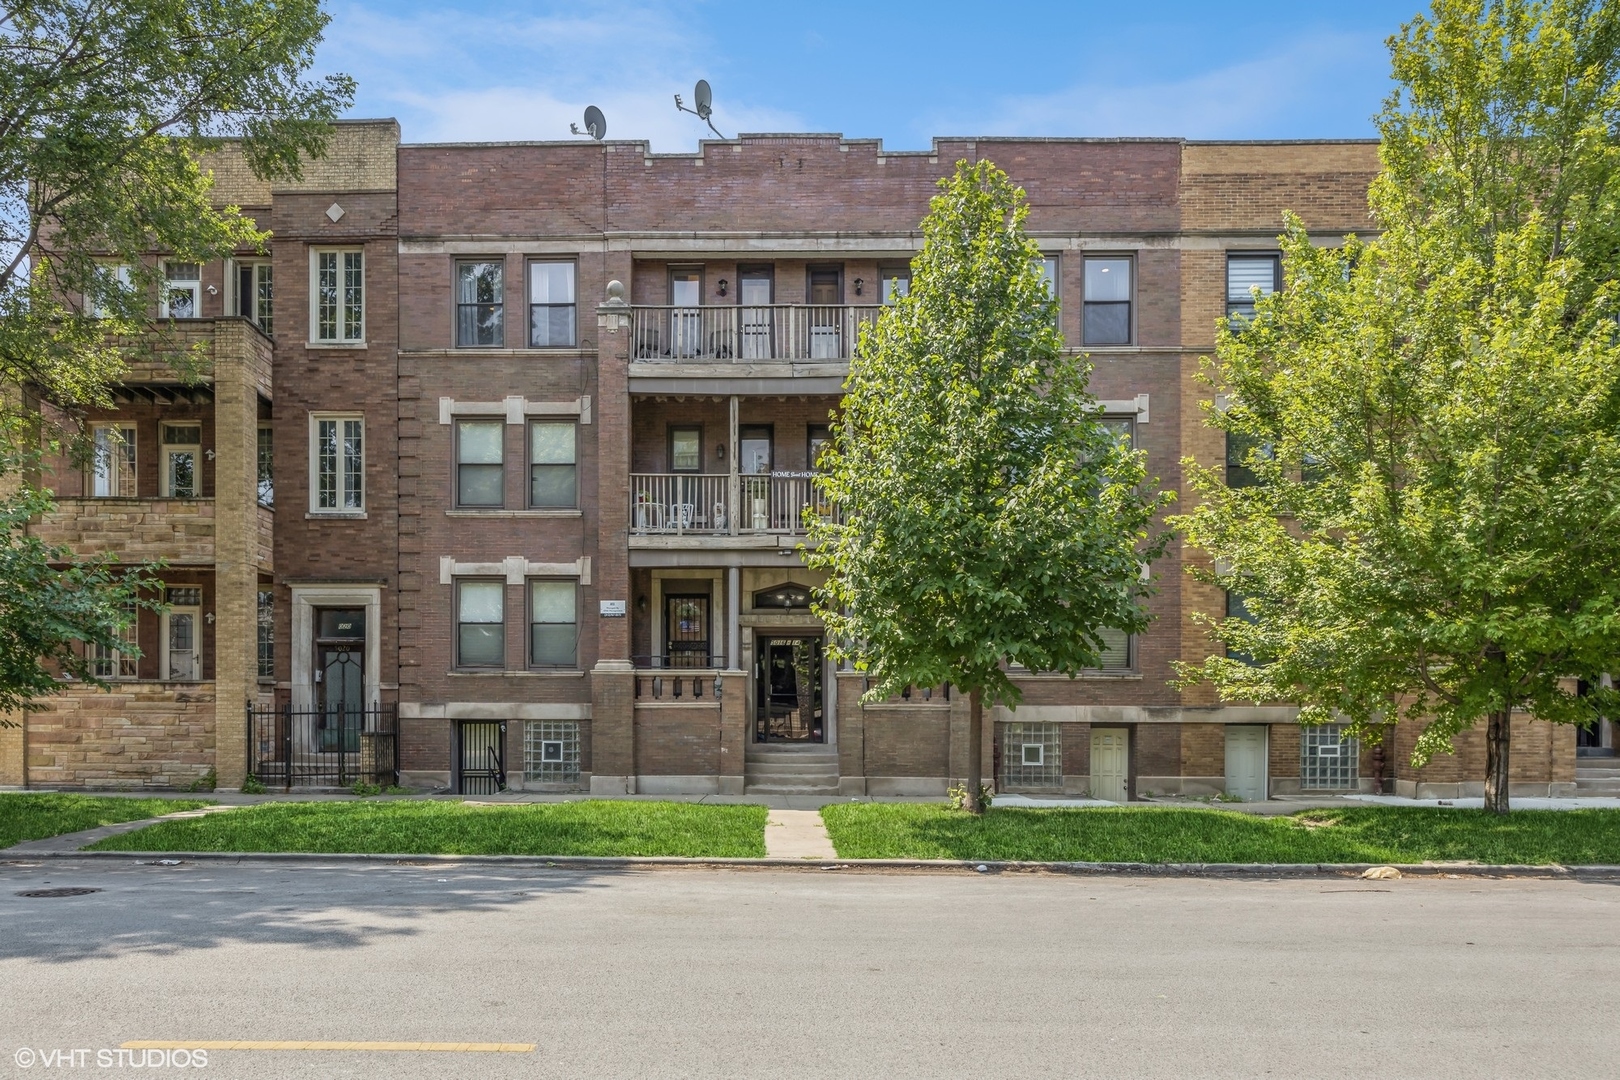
[315,1,1428,151]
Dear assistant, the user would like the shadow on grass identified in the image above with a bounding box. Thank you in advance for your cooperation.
[819,804,1620,864]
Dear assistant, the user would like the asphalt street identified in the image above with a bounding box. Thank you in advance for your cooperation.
[1,858,1615,1079]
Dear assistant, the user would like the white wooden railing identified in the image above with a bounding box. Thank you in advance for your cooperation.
[629,305,883,362]
[630,473,837,536]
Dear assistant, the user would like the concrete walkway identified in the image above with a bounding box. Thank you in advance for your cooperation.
[763,809,836,859]
[5,804,243,854]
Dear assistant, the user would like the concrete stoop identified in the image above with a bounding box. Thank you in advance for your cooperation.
[1576,764,1620,796]
[745,744,839,796]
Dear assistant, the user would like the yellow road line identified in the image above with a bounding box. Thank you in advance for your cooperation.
[121,1041,534,1053]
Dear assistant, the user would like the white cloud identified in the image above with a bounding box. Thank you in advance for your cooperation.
[925,31,1390,140]
[318,2,805,151]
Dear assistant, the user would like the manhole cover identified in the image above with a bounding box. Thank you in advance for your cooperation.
[16,887,102,898]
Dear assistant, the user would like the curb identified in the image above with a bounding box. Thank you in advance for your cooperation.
[5,848,1620,880]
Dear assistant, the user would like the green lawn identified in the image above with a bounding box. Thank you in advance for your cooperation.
[819,803,1620,865]
[0,793,212,849]
[88,799,768,858]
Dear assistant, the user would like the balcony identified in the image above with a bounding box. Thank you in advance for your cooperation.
[627,306,881,389]
[629,473,836,545]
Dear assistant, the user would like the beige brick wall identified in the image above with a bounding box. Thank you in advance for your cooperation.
[25,685,216,789]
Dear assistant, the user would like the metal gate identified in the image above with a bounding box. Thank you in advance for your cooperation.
[457,721,506,795]
[247,703,398,790]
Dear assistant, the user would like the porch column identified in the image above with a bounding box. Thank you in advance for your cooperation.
[727,566,741,671]
[727,395,739,536]
[212,320,261,789]
[591,280,636,794]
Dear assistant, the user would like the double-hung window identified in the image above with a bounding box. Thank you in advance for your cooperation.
[313,249,365,342]
[1083,257,1132,345]
[1226,254,1281,322]
[878,264,911,305]
[1087,417,1139,671]
[529,421,577,508]
[89,263,132,319]
[456,419,505,507]
[529,580,578,668]
[312,415,364,512]
[257,425,274,507]
[456,261,504,347]
[1037,255,1058,304]
[1226,430,1269,489]
[1225,591,1259,666]
[257,589,275,678]
[457,580,505,668]
[161,262,201,319]
[91,605,139,680]
[528,261,576,347]
[161,424,201,498]
[235,260,273,335]
[90,425,136,497]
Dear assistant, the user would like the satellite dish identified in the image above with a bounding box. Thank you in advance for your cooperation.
[570,105,606,140]
[674,79,726,139]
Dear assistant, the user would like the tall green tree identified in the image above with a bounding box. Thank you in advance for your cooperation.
[0,0,353,715]
[807,160,1172,813]
[1176,0,1620,813]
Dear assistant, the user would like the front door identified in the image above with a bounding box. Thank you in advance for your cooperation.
[739,267,773,359]
[315,608,365,752]
[665,594,711,667]
[457,720,506,795]
[755,636,824,742]
[1090,728,1129,802]
[807,268,842,358]
[1225,725,1268,802]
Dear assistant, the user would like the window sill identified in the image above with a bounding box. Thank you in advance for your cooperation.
[445,509,582,518]
[446,669,586,678]
[305,511,368,520]
[305,341,368,350]
[1010,671,1144,681]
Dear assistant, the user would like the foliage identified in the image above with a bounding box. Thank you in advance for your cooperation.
[818,802,1620,864]
[0,792,210,847]
[349,781,382,797]
[947,782,994,812]
[1174,0,1620,812]
[0,488,162,719]
[186,768,217,793]
[87,800,771,858]
[239,774,267,795]
[807,161,1171,809]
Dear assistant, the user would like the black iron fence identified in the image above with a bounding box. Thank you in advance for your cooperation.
[247,703,399,790]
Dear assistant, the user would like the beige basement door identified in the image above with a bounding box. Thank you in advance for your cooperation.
[1224,725,1268,802]
[1090,728,1129,802]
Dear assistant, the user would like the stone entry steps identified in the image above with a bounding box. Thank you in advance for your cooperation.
[745,744,839,795]
[1575,763,1620,796]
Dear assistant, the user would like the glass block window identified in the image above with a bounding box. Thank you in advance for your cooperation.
[1301,724,1359,790]
[1001,722,1062,790]
[257,589,274,678]
[525,720,581,783]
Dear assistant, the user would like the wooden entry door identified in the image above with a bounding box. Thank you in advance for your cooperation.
[1225,725,1269,802]
[1090,728,1129,802]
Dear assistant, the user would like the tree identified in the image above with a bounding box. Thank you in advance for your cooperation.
[807,160,1172,813]
[1175,0,1620,813]
[0,0,352,713]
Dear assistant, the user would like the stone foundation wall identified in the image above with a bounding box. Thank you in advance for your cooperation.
[24,684,216,789]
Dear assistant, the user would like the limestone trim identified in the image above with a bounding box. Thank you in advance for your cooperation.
[438,555,592,586]
[400,702,591,720]
[289,585,383,711]
[437,395,592,425]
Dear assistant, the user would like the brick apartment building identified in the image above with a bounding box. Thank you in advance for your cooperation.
[0,120,1608,800]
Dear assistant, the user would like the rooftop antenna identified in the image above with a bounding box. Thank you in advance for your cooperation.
[674,79,726,139]
[570,105,607,140]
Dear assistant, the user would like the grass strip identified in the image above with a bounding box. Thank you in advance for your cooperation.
[0,793,212,849]
[88,799,768,858]
[819,803,1620,865]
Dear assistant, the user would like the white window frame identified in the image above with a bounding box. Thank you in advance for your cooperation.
[309,413,365,514]
[160,587,202,683]
[310,248,365,344]
[88,263,133,319]
[160,424,202,498]
[91,606,139,680]
[233,258,274,335]
[1082,254,1134,346]
[160,261,201,320]
[89,424,137,498]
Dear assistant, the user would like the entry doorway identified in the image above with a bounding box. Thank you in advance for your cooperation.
[314,608,365,752]
[456,720,506,795]
[754,636,824,743]
[1090,728,1129,802]
[1225,725,1269,802]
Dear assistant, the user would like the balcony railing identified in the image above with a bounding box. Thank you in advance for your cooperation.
[630,473,836,536]
[629,305,883,363]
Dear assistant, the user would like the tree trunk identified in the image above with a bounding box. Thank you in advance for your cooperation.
[965,688,984,815]
[1484,708,1511,814]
